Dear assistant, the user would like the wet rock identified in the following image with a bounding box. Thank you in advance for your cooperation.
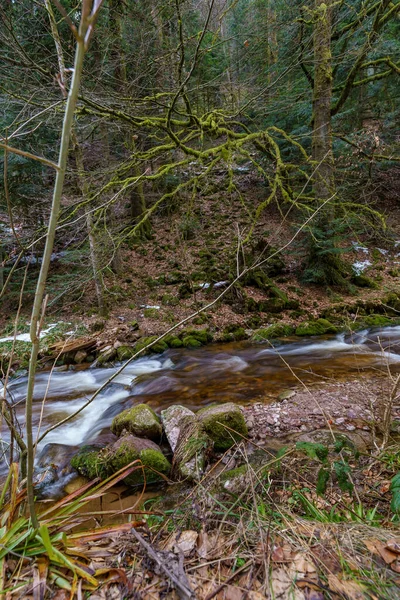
[111,403,162,440]
[161,405,195,452]
[37,443,79,470]
[173,415,211,482]
[116,345,136,361]
[74,350,87,364]
[96,346,117,366]
[197,403,248,451]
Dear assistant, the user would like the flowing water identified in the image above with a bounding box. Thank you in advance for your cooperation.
[2,325,400,494]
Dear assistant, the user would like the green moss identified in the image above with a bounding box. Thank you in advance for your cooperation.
[116,345,136,361]
[352,274,378,289]
[71,448,108,480]
[144,308,159,318]
[136,449,171,483]
[182,336,202,348]
[106,439,171,486]
[193,314,208,325]
[179,328,213,347]
[252,323,294,341]
[295,318,338,336]
[133,336,168,354]
[219,464,248,483]
[222,325,247,341]
[384,292,400,313]
[111,404,162,440]
[166,336,183,348]
[363,315,391,328]
[198,403,248,451]
[162,294,179,306]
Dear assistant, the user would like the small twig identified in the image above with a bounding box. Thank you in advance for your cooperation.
[130,528,194,599]
[204,560,252,600]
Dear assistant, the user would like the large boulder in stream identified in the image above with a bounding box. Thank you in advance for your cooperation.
[111,403,162,440]
[71,434,171,486]
[197,403,248,451]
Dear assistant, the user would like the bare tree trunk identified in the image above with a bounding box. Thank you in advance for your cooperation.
[312,0,334,202]
[45,0,106,314]
[304,0,346,285]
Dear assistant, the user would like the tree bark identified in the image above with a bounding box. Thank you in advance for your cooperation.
[312,0,334,202]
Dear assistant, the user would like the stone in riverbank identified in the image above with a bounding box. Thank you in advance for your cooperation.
[197,403,248,451]
[172,415,211,481]
[295,318,338,336]
[111,403,162,440]
[161,405,196,452]
[107,435,171,485]
[71,435,171,485]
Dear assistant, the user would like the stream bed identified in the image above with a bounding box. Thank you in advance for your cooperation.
[2,325,400,493]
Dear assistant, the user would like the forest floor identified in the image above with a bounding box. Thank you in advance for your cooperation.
[2,172,400,598]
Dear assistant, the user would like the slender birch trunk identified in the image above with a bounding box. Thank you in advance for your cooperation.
[25,1,102,528]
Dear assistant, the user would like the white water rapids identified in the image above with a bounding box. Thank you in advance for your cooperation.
[1,325,400,493]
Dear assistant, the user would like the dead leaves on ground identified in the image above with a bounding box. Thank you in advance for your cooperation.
[364,537,400,573]
[3,528,400,599]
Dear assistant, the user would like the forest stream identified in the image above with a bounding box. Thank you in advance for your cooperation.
[2,325,400,497]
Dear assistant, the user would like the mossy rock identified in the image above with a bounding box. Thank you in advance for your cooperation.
[222,325,247,341]
[352,274,378,289]
[363,314,392,328]
[111,404,162,440]
[167,336,183,348]
[134,336,168,354]
[384,292,400,313]
[258,298,288,313]
[193,314,208,325]
[96,347,117,366]
[116,345,136,361]
[252,324,294,341]
[173,415,212,481]
[295,318,338,336]
[182,336,202,349]
[107,435,171,486]
[71,447,109,480]
[161,405,196,452]
[197,403,248,451]
[180,328,213,348]
[72,435,171,486]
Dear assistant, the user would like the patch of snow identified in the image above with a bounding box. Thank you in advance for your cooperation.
[351,241,368,254]
[376,248,388,256]
[199,281,229,290]
[0,322,69,344]
[140,305,160,309]
[352,260,372,275]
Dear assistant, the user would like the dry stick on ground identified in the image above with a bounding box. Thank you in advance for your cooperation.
[36,197,333,447]
[130,527,195,600]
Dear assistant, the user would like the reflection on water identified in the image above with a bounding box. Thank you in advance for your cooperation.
[2,325,400,479]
